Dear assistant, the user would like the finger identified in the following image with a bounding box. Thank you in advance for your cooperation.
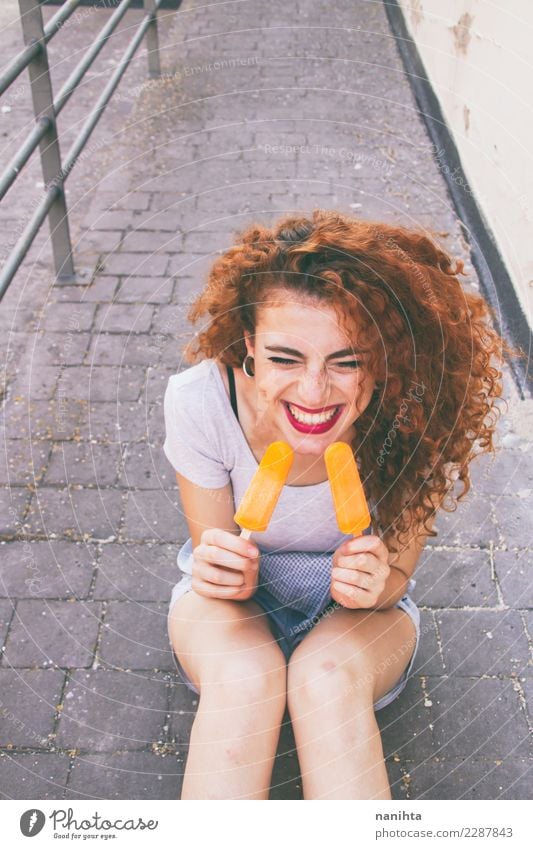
[198,563,244,587]
[197,543,256,572]
[333,580,372,603]
[191,576,244,599]
[332,567,372,589]
[202,528,259,559]
[340,534,389,561]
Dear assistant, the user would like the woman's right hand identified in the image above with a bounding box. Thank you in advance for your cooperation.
[191,528,260,601]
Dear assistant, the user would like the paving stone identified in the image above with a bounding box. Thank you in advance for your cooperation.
[407,756,533,800]
[436,609,529,677]
[118,442,174,490]
[41,302,96,332]
[112,192,152,211]
[385,757,411,801]
[170,275,204,304]
[469,449,533,495]
[93,543,177,601]
[2,398,88,442]
[24,488,123,540]
[149,304,196,337]
[0,440,51,486]
[167,673,199,746]
[269,709,302,800]
[0,669,64,747]
[57,366,145,403]
[146,401,167,444]
[76,229,124,254]
[0,540,96,599]
[3,600,102,668]
[56,669,168,751]
[376,676,435,762]
[121,230,183,253]
[87,332,163,367]
[94,302,154,333]
[428,676,532,761]
[414,547,498,608]
[131,210,185,231]
[98,602,173,669]
[493,550,532,609]
[492,495,532,549]
[82,210,136,230]
[0,599,14,647]
[100,252,169,277]
[82,401,151,443]
[522,610,533,650]
[27,331,91,365]
[78,275,121,304]
[0,488,30,537]
[43,442,122,487]
[144,366,182,409]
[115,275,174,303]
[411,609,446,676]
[429,493,497,547]
[65,750,185,800]
[0,752,71,800]
[166,253,214,279]
[123,490,189,542]
[10,365,61,401]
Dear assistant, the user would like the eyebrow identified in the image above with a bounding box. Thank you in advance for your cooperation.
[264,345,364,360]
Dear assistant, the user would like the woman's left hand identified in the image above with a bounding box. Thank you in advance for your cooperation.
[331,535,391,609]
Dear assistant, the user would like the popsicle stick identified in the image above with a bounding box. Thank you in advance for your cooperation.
[239,528,252,540]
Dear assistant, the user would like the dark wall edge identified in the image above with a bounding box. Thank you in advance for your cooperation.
[383,0,532,399]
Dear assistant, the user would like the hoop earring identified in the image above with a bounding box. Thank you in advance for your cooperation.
[243,354,255,378]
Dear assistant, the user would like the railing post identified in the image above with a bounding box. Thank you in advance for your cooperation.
[18,0,75,279]
[143,0,161,78]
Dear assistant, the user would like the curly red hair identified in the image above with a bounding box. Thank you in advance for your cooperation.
[181,209,524,553]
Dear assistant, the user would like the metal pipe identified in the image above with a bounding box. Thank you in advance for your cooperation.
[0,185,59,301]
[0,39,41,97]
[54,0,133,115]
[0,0,82,95]
[0,117,51,202]
[61,0,163,177]
[43,0,83,43]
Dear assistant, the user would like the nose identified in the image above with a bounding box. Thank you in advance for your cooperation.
[297,365,332,407]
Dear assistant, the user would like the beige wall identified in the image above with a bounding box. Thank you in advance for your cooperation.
[398,0,533,329]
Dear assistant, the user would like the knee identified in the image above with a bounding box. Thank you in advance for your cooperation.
[206,647,287,709]
[287,647,372,711]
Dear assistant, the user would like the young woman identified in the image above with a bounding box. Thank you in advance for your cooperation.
[163,209,517,800]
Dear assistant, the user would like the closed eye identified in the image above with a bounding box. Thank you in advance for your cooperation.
[269,357,299,365]
[269,357,361,368]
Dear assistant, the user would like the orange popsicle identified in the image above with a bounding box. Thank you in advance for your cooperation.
[234,441,294,539]
[324,442,371,536]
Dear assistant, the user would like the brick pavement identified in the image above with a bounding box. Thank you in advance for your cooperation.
[0,0,531,800]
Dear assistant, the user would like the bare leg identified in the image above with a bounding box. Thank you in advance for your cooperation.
[287,606,417,799]
[169,591,287,799]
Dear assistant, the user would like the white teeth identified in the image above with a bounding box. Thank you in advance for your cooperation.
[288,403,338,425]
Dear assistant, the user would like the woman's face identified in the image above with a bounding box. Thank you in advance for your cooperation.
[243,295,376,456]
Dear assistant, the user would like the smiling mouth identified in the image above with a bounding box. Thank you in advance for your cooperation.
[283,401,344,431]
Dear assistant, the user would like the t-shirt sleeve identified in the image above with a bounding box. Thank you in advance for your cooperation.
[163,374,230,489]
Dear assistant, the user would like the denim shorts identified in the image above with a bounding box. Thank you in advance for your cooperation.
[167,542,421,712]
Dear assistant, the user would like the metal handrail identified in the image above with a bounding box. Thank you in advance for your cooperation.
[0,0,181,302]
[53,0,133,115]
[0,0,83,96]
